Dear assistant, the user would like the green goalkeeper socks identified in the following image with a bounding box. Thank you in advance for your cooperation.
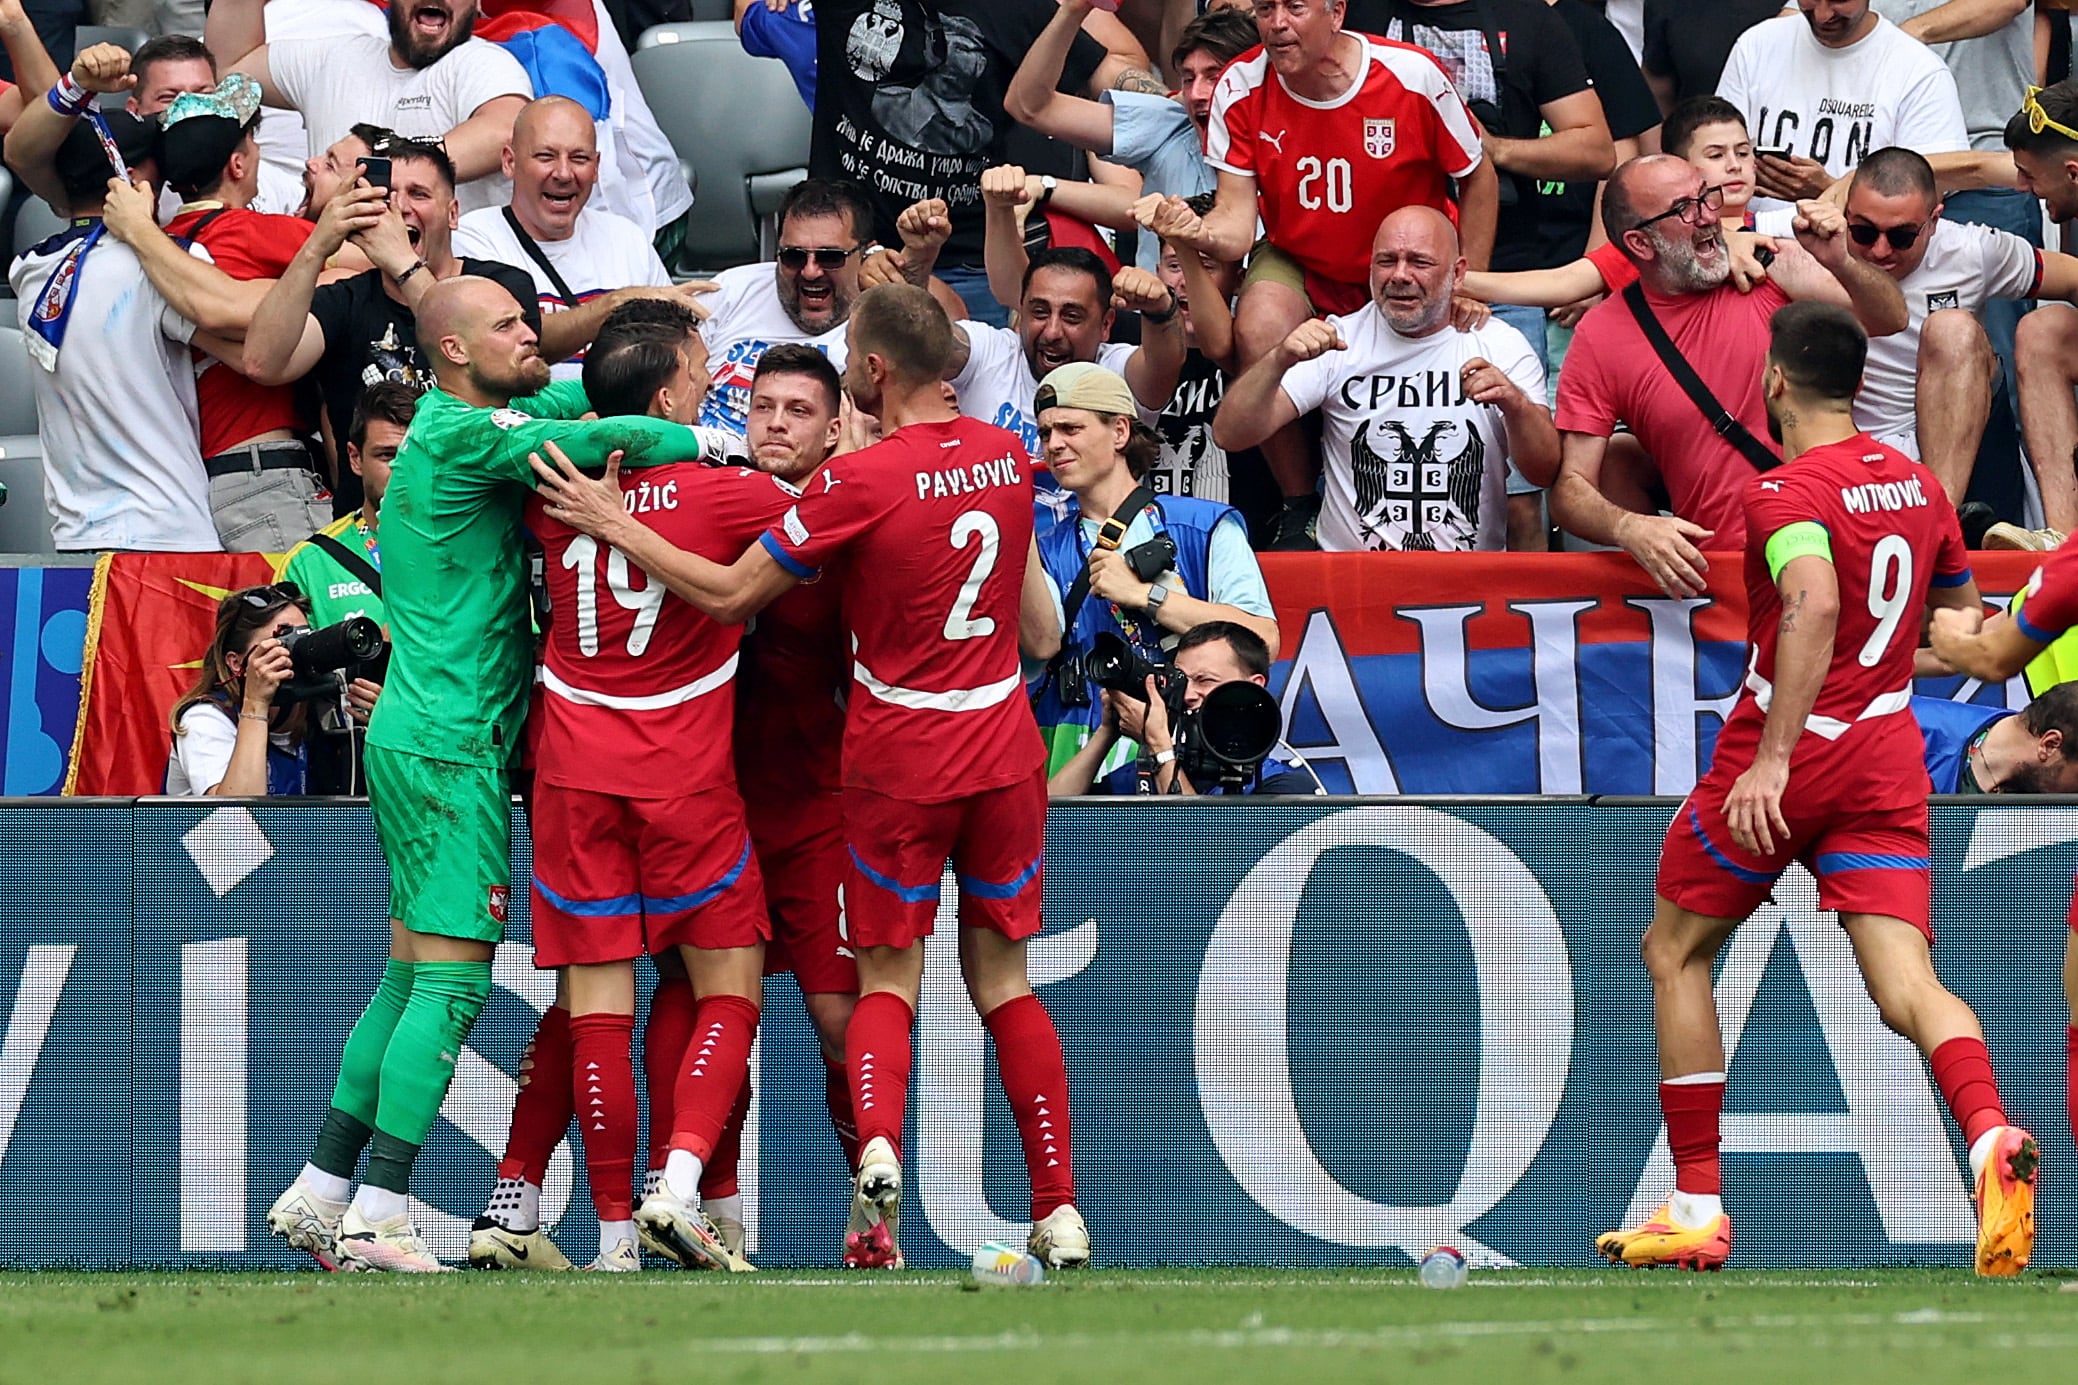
[371,960,493,1177]
[312,959,415,1177]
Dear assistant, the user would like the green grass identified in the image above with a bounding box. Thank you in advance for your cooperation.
[2,1268,2073,1383]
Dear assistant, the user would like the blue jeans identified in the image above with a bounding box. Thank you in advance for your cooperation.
[936,263,1012,329]
[1492,302,1552,497]
[1943,186,2040,520]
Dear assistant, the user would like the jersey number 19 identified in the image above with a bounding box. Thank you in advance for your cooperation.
[563,533,664,658]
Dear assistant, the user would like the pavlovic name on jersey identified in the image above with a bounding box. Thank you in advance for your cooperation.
[1840,475,1930,515]
[916,450,1024,500]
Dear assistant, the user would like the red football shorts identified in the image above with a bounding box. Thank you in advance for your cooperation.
[1656,780,1932,939]
[529,784,770,967]
[841,769,1046,950]
[748,787,857,995]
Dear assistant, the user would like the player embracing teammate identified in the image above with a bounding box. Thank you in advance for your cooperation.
[534,283,1089,1270]
[1600,302,2037,1278]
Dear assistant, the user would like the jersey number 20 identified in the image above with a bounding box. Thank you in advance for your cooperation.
[1296,156,1354,214]
[563,533,665,657]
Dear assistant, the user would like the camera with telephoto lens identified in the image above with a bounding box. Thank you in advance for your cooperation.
[1077,631,1187,712]
[275,616,386,705]
[1173,681,1283,789]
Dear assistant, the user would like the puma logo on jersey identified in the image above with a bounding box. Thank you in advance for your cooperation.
[1259,129,1287,153]
[1759,480,1784,492]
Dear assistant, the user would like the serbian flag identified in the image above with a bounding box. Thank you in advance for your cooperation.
[64,553,276,796]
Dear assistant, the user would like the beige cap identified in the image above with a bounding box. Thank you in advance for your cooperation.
[1035,361,1138,417]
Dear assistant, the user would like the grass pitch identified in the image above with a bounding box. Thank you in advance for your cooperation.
[2,1267,2073,1384]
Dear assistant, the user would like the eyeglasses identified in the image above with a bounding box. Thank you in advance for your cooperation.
[777,245,862,271]
[1633,185,1727,235]
[2023,85,2078,143]
[1847,217,1931,251]
[237,582,309,614]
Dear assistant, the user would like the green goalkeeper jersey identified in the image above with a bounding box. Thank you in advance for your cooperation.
[365,379,726,768]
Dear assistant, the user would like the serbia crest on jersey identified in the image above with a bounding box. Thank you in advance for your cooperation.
[526,461,797,796]
[1720,435,1972,798]
[759,416,1047,803]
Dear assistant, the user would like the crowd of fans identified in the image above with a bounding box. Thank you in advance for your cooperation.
[6,0,2078,791]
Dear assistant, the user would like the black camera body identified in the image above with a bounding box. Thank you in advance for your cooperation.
[1173,681,1283,790]
[1060,631,1186,714]
[277,616,386,706]
[1120,533,1177,584]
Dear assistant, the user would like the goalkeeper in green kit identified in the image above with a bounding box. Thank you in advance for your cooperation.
[264,278,743,1273]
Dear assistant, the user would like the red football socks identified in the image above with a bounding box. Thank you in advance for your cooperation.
[1660,1078,1725,1196]
[825,1054,861,1169]
[1930,1036,2007,1146]
[643,979,697,1172]
[569,1012,637,1221]
[700,1082,752,1201]
[668,995,760,1163]
[984,993,1077,1220]
[496,1005,573,1184]
[847,992,915,1154]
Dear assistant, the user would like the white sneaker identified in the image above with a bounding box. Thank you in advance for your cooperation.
[467,1216,574,1271]
[843,1136,903,1269]
[337,1205,454,1273]
[266,1178,347,1271]
[634,1191,737,1273]
[584,1237,642,1273]
[1028,1204,1090,1269]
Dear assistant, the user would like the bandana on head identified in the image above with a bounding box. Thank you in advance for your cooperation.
[160,73,263,131]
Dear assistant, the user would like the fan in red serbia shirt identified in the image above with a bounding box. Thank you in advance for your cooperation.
[529,283,1090,1277]
[1609,302,2035,1280]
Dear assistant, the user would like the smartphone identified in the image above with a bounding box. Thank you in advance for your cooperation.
[359,156,392,190]
[1754,145,1795,162]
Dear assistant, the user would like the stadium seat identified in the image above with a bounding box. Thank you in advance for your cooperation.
[634,21,811,273]
[686,0,733,19]
[0,326,53,556]
[10,197,66,262]
[73,24,152,56]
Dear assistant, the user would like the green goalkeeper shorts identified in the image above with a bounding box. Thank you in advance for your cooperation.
[365,743,514,943]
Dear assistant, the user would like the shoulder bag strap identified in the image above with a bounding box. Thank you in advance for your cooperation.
[1622,281,1781,474]
[501,206,579,305]
[1043,482,1160,689]
[309,531,382,599]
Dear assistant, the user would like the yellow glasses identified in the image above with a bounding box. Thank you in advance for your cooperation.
[2023,86,2078,143]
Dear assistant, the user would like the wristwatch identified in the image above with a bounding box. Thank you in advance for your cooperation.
[1144,581,1170,615]
[1036,175,1058,208]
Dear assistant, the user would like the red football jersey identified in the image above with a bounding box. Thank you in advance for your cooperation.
[165,207,314,458]
[2015,545,2078,644]
[1204,38,1483,289]
[761,416,1046,803]
[735,563,847,802]
[1717,435,1970,795]
[527,462,796,796]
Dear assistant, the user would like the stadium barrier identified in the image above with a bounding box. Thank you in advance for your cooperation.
[2,796,2075,1270]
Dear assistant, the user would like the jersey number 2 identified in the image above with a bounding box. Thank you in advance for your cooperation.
[943,512,1000,641]
[563,534,665,657]
[1859,534,1913,667]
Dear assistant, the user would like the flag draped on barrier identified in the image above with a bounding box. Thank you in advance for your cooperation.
[63,553,278,796]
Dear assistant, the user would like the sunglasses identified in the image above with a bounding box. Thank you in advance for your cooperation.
[2023,85,2078,143]
[777,245,862,271]
[1633,184,1726,233]
[238,581,309,614]
[1847,219,1929,251]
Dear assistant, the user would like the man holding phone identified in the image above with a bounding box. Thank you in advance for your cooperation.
[1716,1,1968,213]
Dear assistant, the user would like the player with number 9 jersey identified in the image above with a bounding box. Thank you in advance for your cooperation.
[1657,436,1973,932]
[525,461,797,965]
[1203,36,1484,312]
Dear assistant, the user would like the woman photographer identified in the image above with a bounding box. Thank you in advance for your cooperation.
[166,583,375,796]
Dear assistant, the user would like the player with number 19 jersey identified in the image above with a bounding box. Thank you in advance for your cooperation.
[524,462,797,964]
[1658,436,1972,933]
[761,415,1046,946]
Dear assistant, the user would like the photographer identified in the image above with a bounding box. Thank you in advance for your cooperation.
[1028,363,1278,797]
[1053,622,1323,797]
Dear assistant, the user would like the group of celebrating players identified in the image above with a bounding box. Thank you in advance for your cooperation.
[258,274,1084,1276]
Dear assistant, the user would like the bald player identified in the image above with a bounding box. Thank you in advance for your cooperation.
[455,95,699,380]
[1216,206,1557,553]
[265,276,747,1273]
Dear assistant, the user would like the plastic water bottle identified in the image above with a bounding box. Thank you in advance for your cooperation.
[971,1241,1046,1287]
[1419,1245,1469,1290]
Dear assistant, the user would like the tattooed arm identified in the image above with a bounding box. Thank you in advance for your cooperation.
[1724,553,1839,855]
